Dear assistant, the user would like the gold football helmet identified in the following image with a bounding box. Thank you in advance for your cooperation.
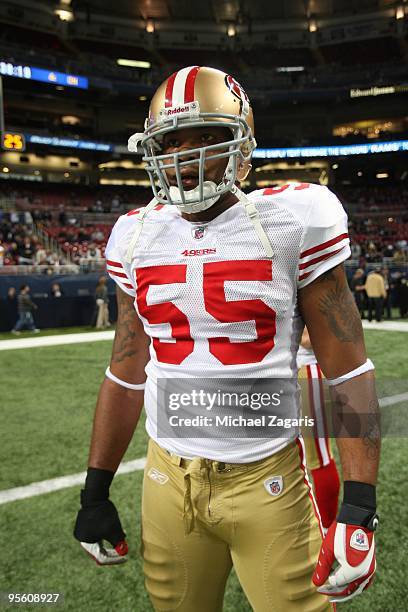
[128,66,256,213]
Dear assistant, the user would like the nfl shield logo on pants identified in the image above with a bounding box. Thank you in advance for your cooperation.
[264,476,283,497]
[192,225,206,240]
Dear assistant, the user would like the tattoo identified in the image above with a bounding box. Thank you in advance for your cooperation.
[317,269,363,343]
[362,402,381,462]
[111,289,138,363]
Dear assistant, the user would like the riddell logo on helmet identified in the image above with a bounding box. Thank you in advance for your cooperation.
[167,106,189,115]
[159,101,200,121]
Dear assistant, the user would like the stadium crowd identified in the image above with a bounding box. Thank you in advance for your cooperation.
[0,213,62,268]
[0,213,109,268]
[1,184,407,319]
[0,181,150,213]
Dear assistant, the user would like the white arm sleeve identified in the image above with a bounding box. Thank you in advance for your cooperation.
[298,186,351,289]
[105,215,136,297]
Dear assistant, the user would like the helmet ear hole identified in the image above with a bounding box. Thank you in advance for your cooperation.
[237,160,251,182]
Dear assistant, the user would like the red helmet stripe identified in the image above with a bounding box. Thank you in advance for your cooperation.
[164,71,177,108]
[184,66,200,103]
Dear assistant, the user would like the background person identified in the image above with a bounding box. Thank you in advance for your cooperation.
[395,275,408,318]
[5,286,17,330]
[381,267,392,319]
[11,285,39,334]
[350,267,366,319]
[365,267,387,322]
[7,286,16,301]
[50,282,63,298]
[95,276,110,329]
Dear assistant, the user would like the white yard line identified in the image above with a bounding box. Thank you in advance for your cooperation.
[0,320,407,352]
[0,457,146,505]
[0,330,115,351]
[0,391,407,505]
[362,321,408,332]
[379,392,408,407]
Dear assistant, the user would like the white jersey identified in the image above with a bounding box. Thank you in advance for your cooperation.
[105,183,350,462]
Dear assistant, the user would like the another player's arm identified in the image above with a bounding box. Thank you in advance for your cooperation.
[298,263,380,486]
[88,286,150,471]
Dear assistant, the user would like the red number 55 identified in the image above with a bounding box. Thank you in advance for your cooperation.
[136,260,276,366]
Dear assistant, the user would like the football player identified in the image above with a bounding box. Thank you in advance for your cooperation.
[74,66,380,611]
[298,326,341,531]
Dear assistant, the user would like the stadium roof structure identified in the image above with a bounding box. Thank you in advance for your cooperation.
[3,0,407,38]
[65,0,402,23]
[0,1,406,61]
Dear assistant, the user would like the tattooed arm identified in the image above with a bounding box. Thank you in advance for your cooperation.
[298,263,380,485]
[88,286,150,472]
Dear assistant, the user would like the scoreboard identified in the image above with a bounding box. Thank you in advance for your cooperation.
[0,61,88,90]
[2,132,26,152]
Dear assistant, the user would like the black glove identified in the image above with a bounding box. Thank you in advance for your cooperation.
[74,467,128,565]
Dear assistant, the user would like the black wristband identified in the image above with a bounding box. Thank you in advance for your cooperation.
[83,467,115,501]
[343,481,376,511]
[337,481,378,529]
[337,503,379,528]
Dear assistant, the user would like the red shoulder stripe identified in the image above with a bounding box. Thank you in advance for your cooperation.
[299,246,346,271]
[263,185,290,196]
[300,233,348,259]
[108,270,128,279]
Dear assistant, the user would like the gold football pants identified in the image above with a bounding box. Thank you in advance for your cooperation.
[141,437,333,612]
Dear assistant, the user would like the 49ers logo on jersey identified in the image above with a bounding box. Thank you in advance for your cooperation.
[182,248,216,256]
[225,74,250,114]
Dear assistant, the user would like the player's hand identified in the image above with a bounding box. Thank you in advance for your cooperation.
[73,468,128,565]
[312,521,376,602]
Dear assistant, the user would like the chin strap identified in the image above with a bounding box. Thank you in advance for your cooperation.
[125,197,159,263]
[169,181,220,213]
[234,186,274,258]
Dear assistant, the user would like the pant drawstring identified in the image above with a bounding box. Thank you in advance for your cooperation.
[182,457,203,535]
[183,472,194,535]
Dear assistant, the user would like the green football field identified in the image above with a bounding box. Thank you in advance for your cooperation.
[0,329,407,612]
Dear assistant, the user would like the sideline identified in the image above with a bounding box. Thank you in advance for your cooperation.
[0,330,115,351]
[362,321,408,332]
[0,320,407,352]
